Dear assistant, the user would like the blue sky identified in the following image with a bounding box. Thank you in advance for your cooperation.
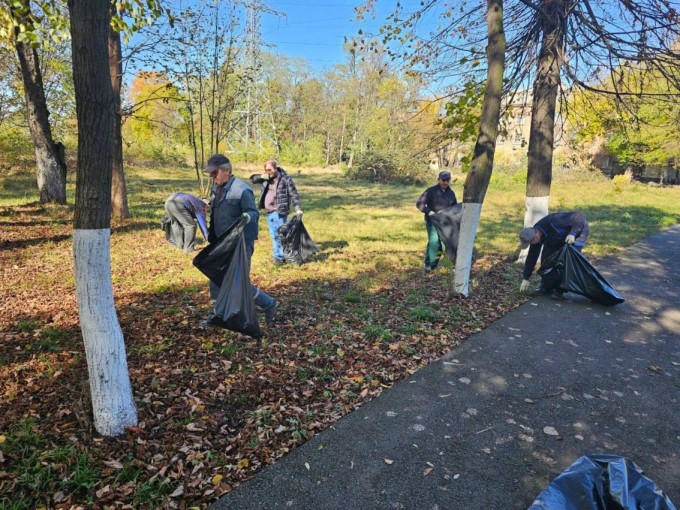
[259,0,440,72]
[260,1,386,70]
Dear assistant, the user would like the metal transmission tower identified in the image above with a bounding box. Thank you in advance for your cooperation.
[237,0,285,160]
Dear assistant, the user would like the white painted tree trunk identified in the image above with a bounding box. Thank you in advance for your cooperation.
[453,203,483,297]
[516,195,549,264]
[73,229,137,436]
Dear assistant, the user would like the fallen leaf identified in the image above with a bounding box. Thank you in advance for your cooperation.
[384,459,394,465]
[237,458,249,469]
[211,474,223,486]
[103,460,124,470]
[170,485,185,497]
[543,426,559,436]
[304,462,310,470]
[423,467,433,476]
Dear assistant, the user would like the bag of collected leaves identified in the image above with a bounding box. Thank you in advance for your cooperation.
[430,204,463,262]
[537,244,624,305]
[278,215,319,265]
[528,454,677,510]
[192,217,261,339]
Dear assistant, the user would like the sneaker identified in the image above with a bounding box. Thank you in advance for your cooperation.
[272,258,285,266]
[424,266,434,274]
[264,299,277,324]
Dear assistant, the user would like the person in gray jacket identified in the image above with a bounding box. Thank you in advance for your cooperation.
[203,154,277,324]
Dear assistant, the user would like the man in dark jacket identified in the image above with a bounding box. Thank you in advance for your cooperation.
[204,154,277,323]
[250,160,303,265]
[519,210,589,297]
[163,192,208,253]
[416,170,458,272]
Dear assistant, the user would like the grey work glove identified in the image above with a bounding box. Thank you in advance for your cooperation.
[428,211,435,217]
[242,212,251,224]
[565,234,576,245]
[260,173,270,181]
[296,210,303,217]
[519,279,531,293]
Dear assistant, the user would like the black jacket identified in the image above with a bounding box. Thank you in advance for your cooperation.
[416,185,457,221]
[250,168,302,216]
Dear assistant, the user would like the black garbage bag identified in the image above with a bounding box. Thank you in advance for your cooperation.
[537,244,625,306]
[207,235,261,339]
[192,218,261,339]
[192,217,245,286]
[278,215,319,265]
[528,454,677,510]
[430,204,463,261]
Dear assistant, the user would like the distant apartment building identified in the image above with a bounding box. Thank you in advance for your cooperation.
[496,89,565,152]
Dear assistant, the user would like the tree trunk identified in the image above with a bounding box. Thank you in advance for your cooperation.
[69,0,137,437]
[519,5,565,262]
[453,0,505,297]
[109,19,130,219]
[13,0,67,204]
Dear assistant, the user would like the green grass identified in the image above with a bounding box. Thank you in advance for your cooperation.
[2,163,679,298]
[0,419,102,504]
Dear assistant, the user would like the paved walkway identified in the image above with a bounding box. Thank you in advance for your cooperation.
[211,226,680,510]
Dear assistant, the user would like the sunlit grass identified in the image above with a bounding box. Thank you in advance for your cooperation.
[1,163,679,298]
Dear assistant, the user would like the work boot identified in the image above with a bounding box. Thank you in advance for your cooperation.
[264,299,277,324]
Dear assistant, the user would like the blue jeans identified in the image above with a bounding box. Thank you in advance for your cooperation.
[267,212,287,262]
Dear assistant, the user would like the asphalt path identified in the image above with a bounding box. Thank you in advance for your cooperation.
[211,225,680,510]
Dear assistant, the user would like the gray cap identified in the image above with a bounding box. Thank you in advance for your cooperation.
[519,227,536,249]
[204,154,231,173]
[438,171,452,180]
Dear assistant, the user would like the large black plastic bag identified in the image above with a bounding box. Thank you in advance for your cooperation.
[537,244,625,305]
[430,204,463,261]
[528,454,677,510]
[278,215,319,265]
[193,217,244,286]
[207,235,261,339]
[192,218,261,339]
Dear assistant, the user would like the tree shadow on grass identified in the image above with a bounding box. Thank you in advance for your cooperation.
[309,240,349,262]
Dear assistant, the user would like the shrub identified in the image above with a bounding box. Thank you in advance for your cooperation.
[612,174,629,193]
[344,150,429,184]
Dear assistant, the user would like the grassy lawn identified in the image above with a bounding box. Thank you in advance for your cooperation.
[0,162,678,509]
